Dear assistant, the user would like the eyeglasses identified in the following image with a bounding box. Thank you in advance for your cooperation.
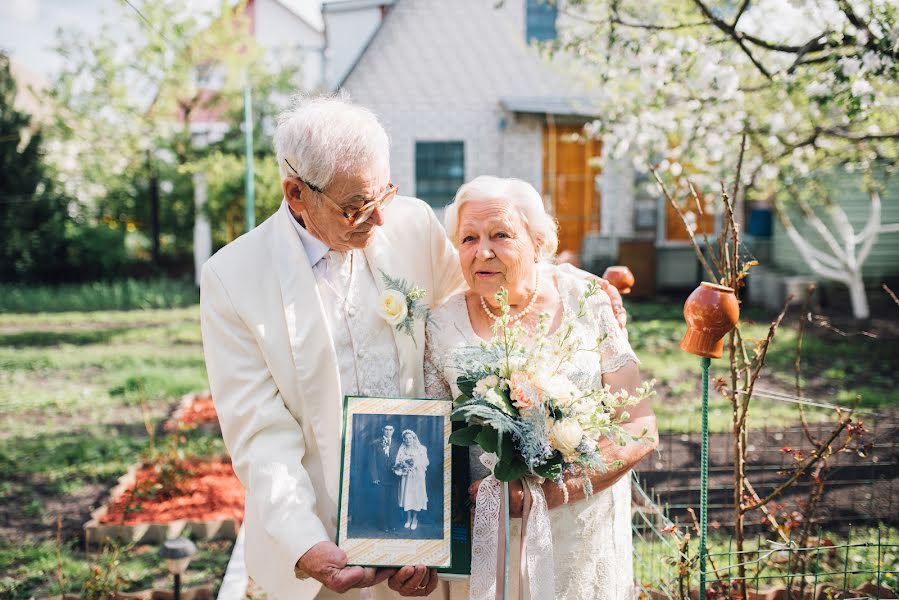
[284,159,398,227]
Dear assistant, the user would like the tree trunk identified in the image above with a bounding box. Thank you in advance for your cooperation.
[846,271,870,320]
[150,171,160,267]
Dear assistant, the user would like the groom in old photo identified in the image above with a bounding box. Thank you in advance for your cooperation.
[368,423,401,533]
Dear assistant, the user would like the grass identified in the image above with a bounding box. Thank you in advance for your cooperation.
[626,299,899,433]
[0,538,233,599]
[0,278,199,313]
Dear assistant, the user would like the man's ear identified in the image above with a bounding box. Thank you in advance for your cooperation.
[283,178,303,207]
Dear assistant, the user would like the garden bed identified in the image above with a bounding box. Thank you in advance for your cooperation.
[85,459,243,546]
[165,391,220,435]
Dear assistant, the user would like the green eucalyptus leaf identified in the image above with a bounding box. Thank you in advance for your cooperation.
[449,425,482,447]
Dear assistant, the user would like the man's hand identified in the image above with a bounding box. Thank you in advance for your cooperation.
[297,541,394,593]
[387,565,440,597]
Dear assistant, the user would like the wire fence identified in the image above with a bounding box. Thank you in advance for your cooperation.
[633,417,898,531]
[632,475,899,599]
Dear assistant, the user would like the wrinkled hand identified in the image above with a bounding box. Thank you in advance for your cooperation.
[597,278,627,328]
[468,479,525,518]
[387,565,440,597]
[297,541,394,593]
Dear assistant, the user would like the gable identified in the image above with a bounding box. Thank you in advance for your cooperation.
[341,0,583,108]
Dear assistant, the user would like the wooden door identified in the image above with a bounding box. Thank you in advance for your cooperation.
[542,122,601,256]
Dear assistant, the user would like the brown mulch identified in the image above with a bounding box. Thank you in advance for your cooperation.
[99,459,244,525]
[166,393,219,431]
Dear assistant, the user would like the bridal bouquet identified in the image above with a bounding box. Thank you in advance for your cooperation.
[393,456,415,476]
[448,282,655,494]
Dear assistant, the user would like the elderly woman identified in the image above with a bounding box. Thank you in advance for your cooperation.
[424,176,658,600]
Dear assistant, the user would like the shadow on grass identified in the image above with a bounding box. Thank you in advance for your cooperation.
[0,327,133,348]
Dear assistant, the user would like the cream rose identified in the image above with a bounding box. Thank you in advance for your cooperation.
[377,289,408,325]
[551,419,584,456]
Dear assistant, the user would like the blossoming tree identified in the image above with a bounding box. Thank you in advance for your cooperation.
[555,0,896,184]
[549,0,897,315]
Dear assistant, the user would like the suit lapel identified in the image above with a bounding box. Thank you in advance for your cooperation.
[271,206,343,490]
[363,230,422,396]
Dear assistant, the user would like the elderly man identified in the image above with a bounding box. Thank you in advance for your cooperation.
[200,95,625,599]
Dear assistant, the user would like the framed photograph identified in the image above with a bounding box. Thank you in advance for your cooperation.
[337,396,453,568]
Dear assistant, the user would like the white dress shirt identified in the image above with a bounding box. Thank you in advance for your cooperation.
[284,201,401,398]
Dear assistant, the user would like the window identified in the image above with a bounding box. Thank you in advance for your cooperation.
[415,142,464,208]
[526,0,557,42]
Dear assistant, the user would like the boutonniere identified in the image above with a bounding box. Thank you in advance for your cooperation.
[377,270,432,346]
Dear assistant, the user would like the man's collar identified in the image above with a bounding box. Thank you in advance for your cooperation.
[282,199,329,266]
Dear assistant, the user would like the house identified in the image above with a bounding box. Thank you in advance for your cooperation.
[320,0,722,295]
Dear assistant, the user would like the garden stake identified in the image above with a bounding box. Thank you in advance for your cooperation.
[680,282,740,599]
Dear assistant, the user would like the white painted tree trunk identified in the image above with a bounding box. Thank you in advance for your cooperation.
[778,190,896,321]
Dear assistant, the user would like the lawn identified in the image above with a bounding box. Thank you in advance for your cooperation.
[0,294,223,598]
[1,282,896,597]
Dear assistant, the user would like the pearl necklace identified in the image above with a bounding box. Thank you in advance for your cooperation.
[480,270,541,324]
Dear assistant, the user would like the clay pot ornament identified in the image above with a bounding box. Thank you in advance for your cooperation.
[602,266,635,295]
[680,282,740,359]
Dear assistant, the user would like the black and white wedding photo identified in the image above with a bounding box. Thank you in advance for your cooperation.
[345,414,444,541]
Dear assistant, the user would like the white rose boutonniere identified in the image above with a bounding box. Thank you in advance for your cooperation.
[378,270,433,346]
[377,289,408,325]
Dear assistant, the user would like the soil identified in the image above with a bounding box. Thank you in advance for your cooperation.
[635,414,899,530]
[99,459,244,526]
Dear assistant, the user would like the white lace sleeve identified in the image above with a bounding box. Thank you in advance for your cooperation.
[424,319,453,400]
[590,287,639,374]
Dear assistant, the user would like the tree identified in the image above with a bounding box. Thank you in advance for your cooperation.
[553,0,897,192]
[47,0,297,269]
[0,52,71,282]
[777,177,898,319]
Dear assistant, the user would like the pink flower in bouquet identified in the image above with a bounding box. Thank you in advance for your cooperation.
[509,371,543,412]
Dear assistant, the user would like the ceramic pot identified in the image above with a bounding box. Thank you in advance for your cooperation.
[602,266,635,295]
[680,282,740,358]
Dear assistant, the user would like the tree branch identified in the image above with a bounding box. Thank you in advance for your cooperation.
[690,0,772,79]
[742,415,852,513]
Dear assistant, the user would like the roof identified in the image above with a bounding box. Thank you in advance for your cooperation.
[270,0,324,32]
[500,96,600,118]
[323,0,396,13]
[333,1,396,89]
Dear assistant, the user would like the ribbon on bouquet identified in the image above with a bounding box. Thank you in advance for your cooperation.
[469,453,554,600]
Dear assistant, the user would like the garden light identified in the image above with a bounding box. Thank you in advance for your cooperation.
[602,265,635,295]
[160,537,198,600]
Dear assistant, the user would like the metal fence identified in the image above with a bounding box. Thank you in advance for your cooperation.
[632,476,899,599]
[633,417,898,530]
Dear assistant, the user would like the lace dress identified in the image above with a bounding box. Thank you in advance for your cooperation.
[424,266,638,600]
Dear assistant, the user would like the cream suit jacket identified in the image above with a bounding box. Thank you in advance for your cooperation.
[200,197,465,599]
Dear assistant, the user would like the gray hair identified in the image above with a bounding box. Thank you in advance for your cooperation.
[444,176,559,260]
[273,94,390,189]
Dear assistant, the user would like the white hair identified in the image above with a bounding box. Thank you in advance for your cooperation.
[273,94,390,189]
[444,176,559,260]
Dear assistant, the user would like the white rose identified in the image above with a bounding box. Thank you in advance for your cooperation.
[551,420,584,456]
[377,289,408,325]
[474,375,500,398]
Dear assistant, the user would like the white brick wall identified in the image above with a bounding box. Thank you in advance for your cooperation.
[341,0,582,204]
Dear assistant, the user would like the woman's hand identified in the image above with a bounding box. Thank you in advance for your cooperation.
[468,479,526,517]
